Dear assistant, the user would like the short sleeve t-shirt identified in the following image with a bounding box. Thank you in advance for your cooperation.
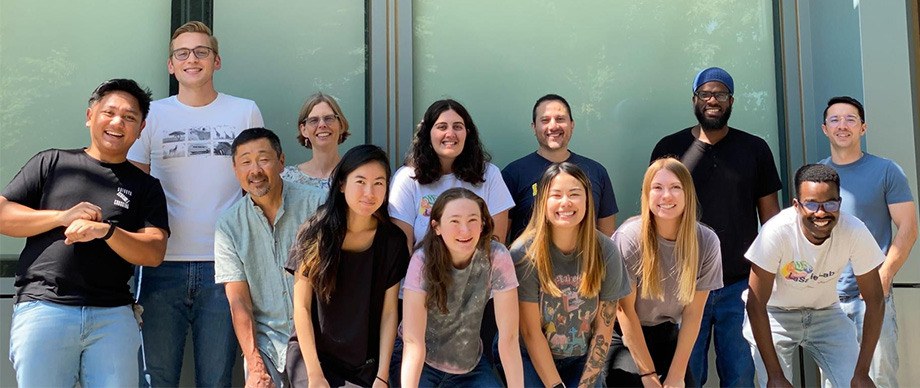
[401,241,518,374]
[1,149,170,307]
[284,221,409,369]
[818,153,914,297]
[502,151,619,243]
[613,217,723,326]
[512,231,631,358]
[745,208,885,309]
[388,163,514,245]
[650,127,782,285]
[127,93,263,262]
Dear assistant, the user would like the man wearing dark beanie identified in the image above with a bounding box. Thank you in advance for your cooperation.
[648,67,782,387]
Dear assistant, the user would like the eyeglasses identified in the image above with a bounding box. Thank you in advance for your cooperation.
[799,199,841,213]
[170,46,215,61]
[825,115,861,127]
[303,114,339,127]
[694,91,732,102]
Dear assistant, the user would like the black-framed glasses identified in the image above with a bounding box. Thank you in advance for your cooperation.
[694,91,732,102]
[303,114,339,127]
[171,46,214,61]
[825,115,862,127]
[799,199,841,213]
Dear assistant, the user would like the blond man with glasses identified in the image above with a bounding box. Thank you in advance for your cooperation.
[128,21,264,388]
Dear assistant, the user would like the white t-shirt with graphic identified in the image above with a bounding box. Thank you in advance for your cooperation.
[744,207,884,309]
[388,163,514,245]
[128,93,263,261]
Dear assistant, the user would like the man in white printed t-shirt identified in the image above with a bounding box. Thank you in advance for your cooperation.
[743,164,884,388]
[128,21,264,388]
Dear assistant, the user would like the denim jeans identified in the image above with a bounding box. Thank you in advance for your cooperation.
[9,300,140,387]
[833,291,899,388]
[688,277,755,387]
[492,336,605,388]
[135,261,237,388]
[390,337,502,387]
[743,306,859,388]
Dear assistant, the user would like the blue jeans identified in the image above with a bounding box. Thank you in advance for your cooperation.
[688,278,754,387]
[390,337,501,387]
[135,261,237,387]
[835,291,899,387]
[743,306,859,388]
[492,337,604,388]
[9,300,140,387]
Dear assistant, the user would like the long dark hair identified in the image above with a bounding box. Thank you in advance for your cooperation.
[418,188,495,314]
[406,99,491,185]
[290,144,392,302]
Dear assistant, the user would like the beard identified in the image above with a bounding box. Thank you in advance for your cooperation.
[247,173,272,197]
[695,104,732,131]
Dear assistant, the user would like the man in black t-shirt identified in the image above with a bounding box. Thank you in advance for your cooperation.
[649,67,781,387]
[0,79,170,387]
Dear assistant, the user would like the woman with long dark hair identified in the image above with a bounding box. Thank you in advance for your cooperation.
[286,144,409,387]
[606,158,722,388]
[388,99,514,250]
[391,188,523,387]
[508,162,631,388]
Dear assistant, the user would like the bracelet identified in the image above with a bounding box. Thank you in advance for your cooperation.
[102,221,117,240]
[376,376,389,386]
[639,371,657,378]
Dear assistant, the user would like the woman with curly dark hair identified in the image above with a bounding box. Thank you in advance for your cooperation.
[388,99,514,251]
[389,188,523,387]
[285,144,409,387]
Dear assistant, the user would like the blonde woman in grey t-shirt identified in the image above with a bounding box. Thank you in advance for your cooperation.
[607,158,723,388]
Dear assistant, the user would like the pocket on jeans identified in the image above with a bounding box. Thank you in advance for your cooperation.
[12,300,42,315]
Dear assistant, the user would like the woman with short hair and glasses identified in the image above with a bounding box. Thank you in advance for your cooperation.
[282,92,352,191]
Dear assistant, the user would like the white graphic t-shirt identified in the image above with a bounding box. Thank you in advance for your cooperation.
[128,93,263,261]
[744,207,884,309]
[388,163,514,245]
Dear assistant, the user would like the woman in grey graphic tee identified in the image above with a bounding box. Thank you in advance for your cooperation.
[392,188,523,387]
[507,163,632,388]
[606,158,723,387]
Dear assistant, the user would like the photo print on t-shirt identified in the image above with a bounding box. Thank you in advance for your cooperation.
[161,125,237,159]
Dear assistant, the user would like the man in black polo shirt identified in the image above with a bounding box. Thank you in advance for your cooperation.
[0,79,169,387]
[650,67,781,387]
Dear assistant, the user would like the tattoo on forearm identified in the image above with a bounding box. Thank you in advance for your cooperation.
[601,301,616,326]
[578,334,610,388]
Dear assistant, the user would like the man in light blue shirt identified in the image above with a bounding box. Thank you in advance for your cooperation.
[215,128,325,388]
[818,96,917,387]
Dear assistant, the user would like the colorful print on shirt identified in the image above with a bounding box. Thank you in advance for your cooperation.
[540,273,597,357]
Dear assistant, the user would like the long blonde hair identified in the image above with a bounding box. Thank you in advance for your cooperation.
[514,162,604,297]
[639,158,700,304]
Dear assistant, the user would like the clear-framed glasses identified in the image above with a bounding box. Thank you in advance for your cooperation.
[303,114,339,127]
[825,115,861,127]
[171,46,214,61]
[799,199,841,213]
[694,91,732,102]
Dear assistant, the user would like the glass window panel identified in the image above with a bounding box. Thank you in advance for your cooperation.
[413,0,781,223]
[0,0,170,255]
[213,0,367,166]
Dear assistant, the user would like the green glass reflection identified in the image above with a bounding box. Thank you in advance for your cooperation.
[413,0,780,223]
[0,0,170,256]
[213,0,366,165]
